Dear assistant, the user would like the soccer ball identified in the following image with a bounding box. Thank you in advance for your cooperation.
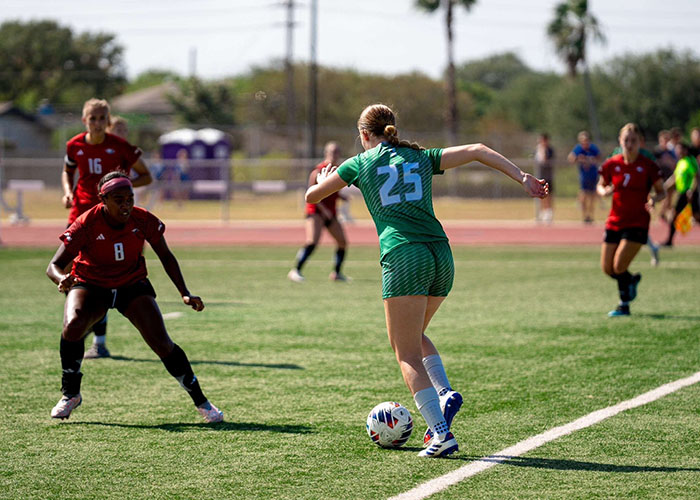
[366,401,413,448]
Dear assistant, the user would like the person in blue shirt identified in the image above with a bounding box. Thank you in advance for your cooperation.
[568,131,600,224]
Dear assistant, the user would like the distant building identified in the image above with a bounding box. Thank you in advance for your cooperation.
[111,81,180,130]
[0,102,53,154]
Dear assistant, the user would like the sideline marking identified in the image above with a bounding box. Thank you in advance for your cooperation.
[390,370,700,500]
[162,312,184,320]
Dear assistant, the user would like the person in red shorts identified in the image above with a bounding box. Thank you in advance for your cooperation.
[62,99,153,359]
[47,172,223,423]
[288,141,349,282]
[598,123,666,317]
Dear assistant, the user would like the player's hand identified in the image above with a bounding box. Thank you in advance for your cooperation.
[183,295,205,311]
[316,165,338,184]
[62,193,73,209]
[522,173,549,199]
[57,274,75,294]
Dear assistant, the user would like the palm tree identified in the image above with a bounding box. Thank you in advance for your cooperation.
[416,0,477,147]
[547,0,605,142]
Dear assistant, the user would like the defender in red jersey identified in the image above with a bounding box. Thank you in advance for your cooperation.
[47,172,223,423]
[288,142,349,283]
[62,100,153,358]
[598,123,665,317]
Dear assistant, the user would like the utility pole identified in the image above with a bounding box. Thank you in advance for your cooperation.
[285,0,296,156]
[189,47,197,78]
[308,0,318,159]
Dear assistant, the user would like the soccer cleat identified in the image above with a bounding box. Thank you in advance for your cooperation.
[197,401,224,423]
[628,273,641,302]
[84,343,111,359]
[329,271,351,282]
[418,432,459,458]
[287,269,305,283]
[51,394,82,420]
[608,305,630,317]
[423,390,463,447]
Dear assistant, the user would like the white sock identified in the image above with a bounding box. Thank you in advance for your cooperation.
[93,335,106,346]
[422,355,451,396]
[414,387,449,439]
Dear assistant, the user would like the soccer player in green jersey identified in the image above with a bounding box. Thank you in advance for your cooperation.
[306,104,548,458]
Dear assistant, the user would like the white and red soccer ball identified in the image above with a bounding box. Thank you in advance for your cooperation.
[366,401,413,448]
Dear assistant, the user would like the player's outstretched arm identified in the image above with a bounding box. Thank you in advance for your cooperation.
[61,167,76,208]
[130,158,153,187]
[646,178,666,212]
[46,244,78,293]
[305,166,348,204]
[150,237,204,311]
[597,176,613,197]
[441,144,548,199]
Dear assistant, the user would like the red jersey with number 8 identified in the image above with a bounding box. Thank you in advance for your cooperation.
[65,132,142,224]
[60,205,165,288]
[599,154,661,231]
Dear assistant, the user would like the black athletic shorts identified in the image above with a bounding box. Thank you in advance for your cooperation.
[604,227,649,245]
[674,190,700,215]
[72,279,157,314]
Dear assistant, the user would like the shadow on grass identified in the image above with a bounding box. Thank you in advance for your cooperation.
[634,313,700,321]
[460,455,700,472]
[68,420,313,434]
[109,355,302,370]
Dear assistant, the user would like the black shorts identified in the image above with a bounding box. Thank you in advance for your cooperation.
[72,279,157,314]
[307,213,337,228]
[674,190,700,215]
[604,228,649,245]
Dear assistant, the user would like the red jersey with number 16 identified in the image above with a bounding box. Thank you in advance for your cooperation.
[65,132,142,224]
[599,154,661,231]
[305,161,340,217]
[60,205,165,288]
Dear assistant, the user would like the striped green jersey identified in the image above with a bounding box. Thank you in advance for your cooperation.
[336,143,447,258]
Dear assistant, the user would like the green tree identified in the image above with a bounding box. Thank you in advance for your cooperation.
[456,52,532,90]
[169,78,236,126]
[416,0,477,146]
[547,0,604,143]
[0,20,125,109]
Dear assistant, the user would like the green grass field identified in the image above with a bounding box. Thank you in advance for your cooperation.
[1,245,699,499]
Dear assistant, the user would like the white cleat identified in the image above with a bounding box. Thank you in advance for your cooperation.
[287,269,305,283]
[418,432,459,458]
[51,394,82,420]
[197,401,224,423]
[423,390,463,447]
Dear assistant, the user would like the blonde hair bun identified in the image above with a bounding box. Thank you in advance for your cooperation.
[384,124,398,137]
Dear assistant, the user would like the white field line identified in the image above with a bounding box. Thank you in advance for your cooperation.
[162,312,184,320]
[390,370,700,500]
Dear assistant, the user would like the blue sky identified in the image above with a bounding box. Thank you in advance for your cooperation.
[4,0,700,79]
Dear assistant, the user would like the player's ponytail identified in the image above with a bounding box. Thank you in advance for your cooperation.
[358,104,424,151]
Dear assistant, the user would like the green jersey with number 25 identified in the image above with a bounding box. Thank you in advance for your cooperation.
[336,143,447,258]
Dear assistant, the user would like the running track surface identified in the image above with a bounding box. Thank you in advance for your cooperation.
[2,220,698,247]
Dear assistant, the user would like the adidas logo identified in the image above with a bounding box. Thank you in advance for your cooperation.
[96,234,105,240]
[77,150,84,156]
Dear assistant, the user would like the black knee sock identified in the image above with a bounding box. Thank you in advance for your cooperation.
[334,248,346,274]
[60,337,84,397]
[161,344,207,406]
[612,272,632,302]
[296,244,316,271]
[667,219,677,244]
[92,314,107,337]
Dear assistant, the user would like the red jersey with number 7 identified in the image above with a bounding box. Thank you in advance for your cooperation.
[65,132,142,224]
[599,154,661,231]
[60,205,165,288]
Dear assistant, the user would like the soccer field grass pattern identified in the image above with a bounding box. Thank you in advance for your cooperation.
[1,246,698,499]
